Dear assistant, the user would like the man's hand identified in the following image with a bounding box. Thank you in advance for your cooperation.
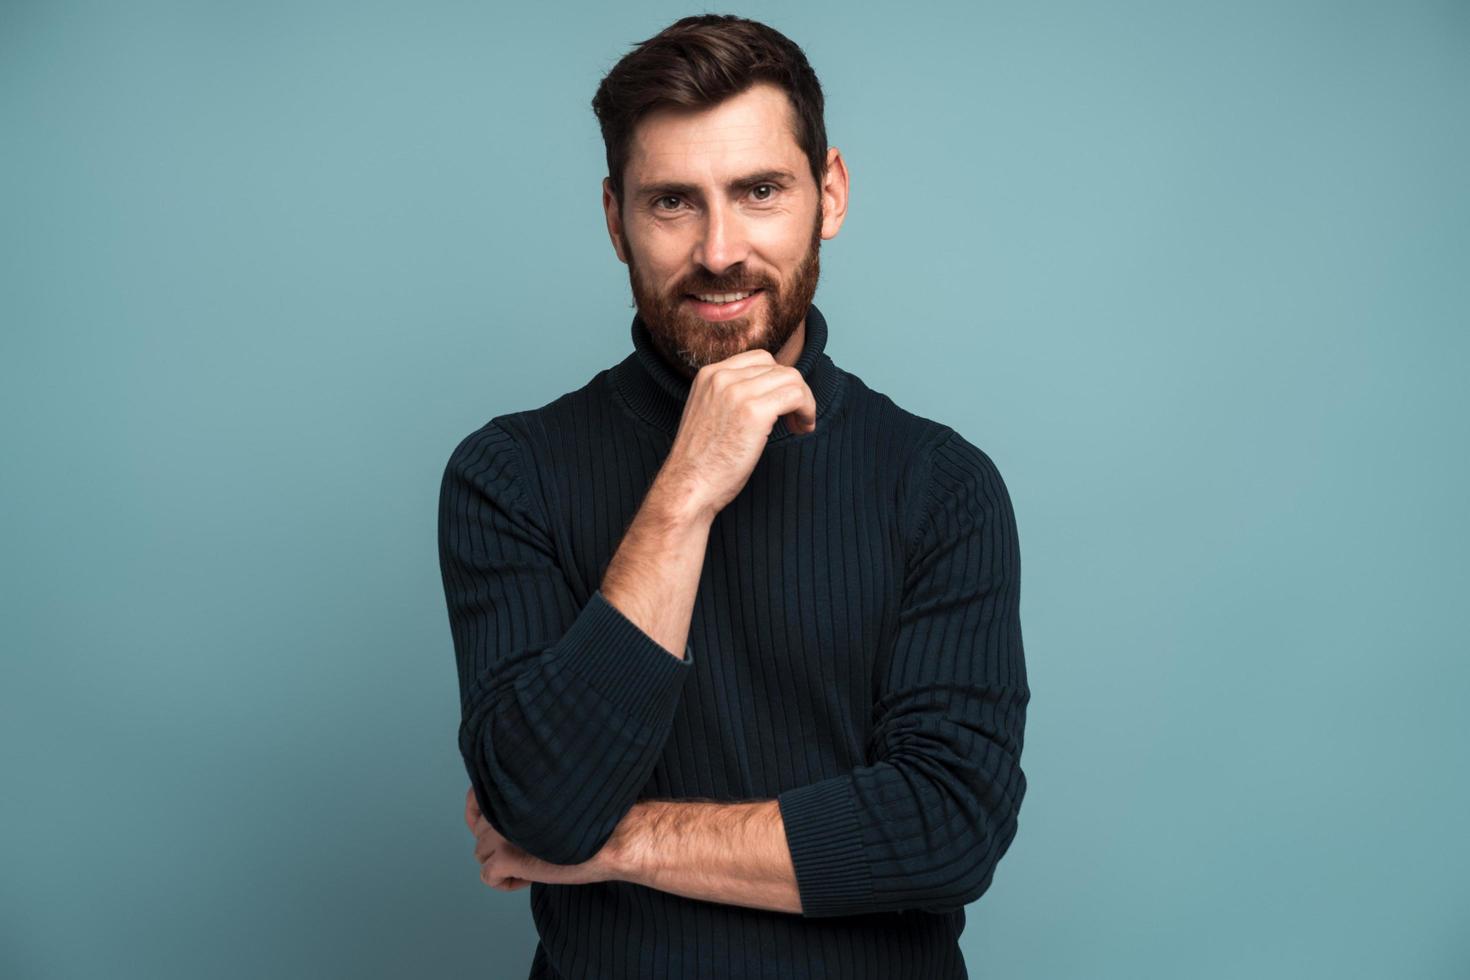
[464,785,620,891]
[462,787,802,915]
[658,348,817,521]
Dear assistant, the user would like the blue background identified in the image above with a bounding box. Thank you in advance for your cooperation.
[3,1,1466,977]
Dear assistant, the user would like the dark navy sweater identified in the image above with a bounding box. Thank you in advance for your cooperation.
[437,302,1029,979]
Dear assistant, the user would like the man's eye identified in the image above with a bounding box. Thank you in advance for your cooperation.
[654,186,777,211]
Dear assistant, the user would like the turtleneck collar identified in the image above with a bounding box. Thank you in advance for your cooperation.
[609,301,845,442]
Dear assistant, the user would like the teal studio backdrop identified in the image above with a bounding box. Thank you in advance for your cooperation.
[2,1,1466,977]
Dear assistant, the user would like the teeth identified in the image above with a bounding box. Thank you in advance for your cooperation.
[694,290,754,304]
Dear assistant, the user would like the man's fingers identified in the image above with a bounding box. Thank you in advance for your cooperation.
[479,859,528,891]
[482,869,532,891]
[470,822,540,893]
[473,824,496,862]
[464,786,481,832]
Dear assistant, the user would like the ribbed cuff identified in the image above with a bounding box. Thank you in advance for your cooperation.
[557,589,694,731]
[778,775,874,917]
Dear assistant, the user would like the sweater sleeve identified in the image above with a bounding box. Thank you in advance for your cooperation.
[438,420,695,866]
[776,429,1029,918]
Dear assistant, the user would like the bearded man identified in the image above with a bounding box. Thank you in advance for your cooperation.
[438,14,1029,979]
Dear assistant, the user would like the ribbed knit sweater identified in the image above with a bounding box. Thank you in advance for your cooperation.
[437,302,1029,979]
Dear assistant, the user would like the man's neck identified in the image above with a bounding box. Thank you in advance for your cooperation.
[775,317,807,369]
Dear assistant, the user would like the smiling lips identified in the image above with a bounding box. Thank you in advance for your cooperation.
[685,288,764,321]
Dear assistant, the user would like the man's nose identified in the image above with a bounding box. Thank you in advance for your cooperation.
[692,201,751,275]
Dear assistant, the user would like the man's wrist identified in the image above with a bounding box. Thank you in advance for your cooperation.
[601,802,650,884]
[647,469,717,529]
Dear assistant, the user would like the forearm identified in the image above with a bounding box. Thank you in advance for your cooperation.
[607,799,803,915]
[600,470,714,661]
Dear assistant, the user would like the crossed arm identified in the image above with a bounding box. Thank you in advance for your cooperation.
[443,423,1027,920]
[467,786,802,915]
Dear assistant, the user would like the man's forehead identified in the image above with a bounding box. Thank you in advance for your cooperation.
[627,86,802,184]
[633,135,792,176]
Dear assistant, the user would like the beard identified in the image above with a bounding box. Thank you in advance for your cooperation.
[624,203,823,377]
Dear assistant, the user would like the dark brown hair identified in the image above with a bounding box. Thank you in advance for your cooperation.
[590,14,828,209]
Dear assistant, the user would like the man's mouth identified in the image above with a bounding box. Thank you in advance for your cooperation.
[684,288,765,320]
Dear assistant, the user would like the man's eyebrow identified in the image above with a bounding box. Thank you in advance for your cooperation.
[634,169,799,199]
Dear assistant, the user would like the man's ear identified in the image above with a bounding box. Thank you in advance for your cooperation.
[818,146,850,241]
[602,176,629,265]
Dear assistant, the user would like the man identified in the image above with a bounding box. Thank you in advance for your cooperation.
[438,14,1029,979]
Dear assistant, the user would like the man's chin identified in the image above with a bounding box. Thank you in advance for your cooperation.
[657,319,771,372]
[694,314,762,336]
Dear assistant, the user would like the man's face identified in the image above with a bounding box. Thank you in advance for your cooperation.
[603,81,845,376]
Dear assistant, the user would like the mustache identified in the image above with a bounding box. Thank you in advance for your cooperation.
[680,280,770,295]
